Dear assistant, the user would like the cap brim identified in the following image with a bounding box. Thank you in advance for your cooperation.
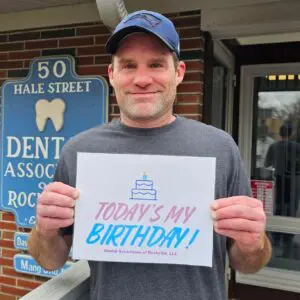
[106,26,177,56]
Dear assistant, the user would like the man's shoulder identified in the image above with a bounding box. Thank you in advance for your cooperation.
[179,117,236,146]
[61,122,115,154]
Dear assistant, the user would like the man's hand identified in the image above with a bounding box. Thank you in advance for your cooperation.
[211,196,266,254]
[36,182,80,237]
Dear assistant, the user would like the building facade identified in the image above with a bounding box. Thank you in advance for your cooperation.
[0,0,300,299]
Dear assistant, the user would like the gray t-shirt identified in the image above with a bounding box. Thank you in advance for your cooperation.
[55,116,251,300]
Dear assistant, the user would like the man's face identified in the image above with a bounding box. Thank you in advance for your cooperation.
[108,33,185,125]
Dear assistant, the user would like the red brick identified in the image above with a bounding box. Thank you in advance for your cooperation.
[0,294,16,300]
[95,35,110,45]
[109,95,117,104]
[95,55,111,64]
[2,248,18,259]
[165,12,179,18]
[2,213,15,222]
[0,52,8,60]
[76,25,109,36]
[9,31,40,42]
[181,38,203,50]
[176,94,202,104]
[77,46,106,56]
[172,16,200,28]
[77,56,94,65]
[59,37,94,47]
[9,50,40,60]
[0,70,7,78]
[77,65,108,76]
[183,72,202,82]
[174,104,201,114]
[1,285,30,297]
[17,279,41,290]
[0,34,8,43]
[0,221,17,231]
[0,240,14,248]
[0,42,24,52]
[0,276,16,286]
[2,231,14,240]
[178,82,203,93]
[25,40,58,50]
[185,60,203,71]
[3,267,23,278]
[0,61,23,69]
[0,257,13,267]
[180,28,201,38]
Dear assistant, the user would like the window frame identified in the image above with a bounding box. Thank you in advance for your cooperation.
[238,62,300,292]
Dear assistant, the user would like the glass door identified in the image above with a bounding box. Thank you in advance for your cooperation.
[237,63,300,293]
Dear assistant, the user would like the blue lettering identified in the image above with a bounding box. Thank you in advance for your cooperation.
[86,223,104,244]
[130,225,151,247]
[159,227,190,248]
[105,225,127,246]
[147,226,165,247]
[120,225,138,246]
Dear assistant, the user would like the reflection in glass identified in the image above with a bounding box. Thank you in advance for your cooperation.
[254,90,300,218]
[267,231,300,272]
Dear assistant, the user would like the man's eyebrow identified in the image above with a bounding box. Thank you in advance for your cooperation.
[118,58,136,64]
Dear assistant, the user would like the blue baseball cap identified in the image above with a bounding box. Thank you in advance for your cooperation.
[106,10,180,58]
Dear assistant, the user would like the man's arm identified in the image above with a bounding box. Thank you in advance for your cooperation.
[28,182,79,271]
[227,234,272,274]
[28,228,72,270]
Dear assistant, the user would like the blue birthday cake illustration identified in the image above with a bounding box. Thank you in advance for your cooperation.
[130,173,157,200]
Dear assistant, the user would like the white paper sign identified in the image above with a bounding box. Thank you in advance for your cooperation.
[73,153,215,267]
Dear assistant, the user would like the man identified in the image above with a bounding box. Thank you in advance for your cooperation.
[28,10,272,300]
[265,122,300,217]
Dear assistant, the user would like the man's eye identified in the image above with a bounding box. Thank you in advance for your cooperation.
[150,63,163,68]
[124,64,135,69]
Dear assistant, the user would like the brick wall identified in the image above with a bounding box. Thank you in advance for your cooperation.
[0,10,204,299]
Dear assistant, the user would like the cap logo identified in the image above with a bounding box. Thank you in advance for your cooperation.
[124,13,162,27]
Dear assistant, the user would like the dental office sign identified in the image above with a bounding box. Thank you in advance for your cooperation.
[1,55,108,228]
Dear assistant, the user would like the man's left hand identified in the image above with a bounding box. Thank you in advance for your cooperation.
[211,196,267,253]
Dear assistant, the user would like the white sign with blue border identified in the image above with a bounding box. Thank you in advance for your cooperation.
[14,254,73,278]
[1,55,108,228]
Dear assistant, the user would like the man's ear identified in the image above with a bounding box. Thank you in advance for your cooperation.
[175,61,186,87]
[108,64,114,87]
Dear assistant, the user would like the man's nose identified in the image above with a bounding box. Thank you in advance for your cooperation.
[133,69,153,88]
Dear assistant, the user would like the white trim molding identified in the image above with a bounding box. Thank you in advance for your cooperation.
[201,1,300,39]
[236,267,300,293]
[213,40,235,135]
[0,3,101,32]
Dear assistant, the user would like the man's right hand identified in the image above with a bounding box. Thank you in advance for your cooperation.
[36,182,80,237]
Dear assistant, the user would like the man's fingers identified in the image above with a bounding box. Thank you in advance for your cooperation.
[36,216,74,231]
[38,192,75,208]
[212,205,266,221]
[214,228,261,245]
[44,182,79,199]
[37,204,74,219]
[211,196,263,210]
[214,218,265,233]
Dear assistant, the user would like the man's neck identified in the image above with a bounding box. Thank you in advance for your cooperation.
[120,114,176,129]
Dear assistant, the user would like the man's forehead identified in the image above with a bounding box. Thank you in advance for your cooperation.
[116,32,171,54]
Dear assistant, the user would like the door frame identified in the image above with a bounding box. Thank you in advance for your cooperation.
[213,40,235,135]
[238,62,300,293]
